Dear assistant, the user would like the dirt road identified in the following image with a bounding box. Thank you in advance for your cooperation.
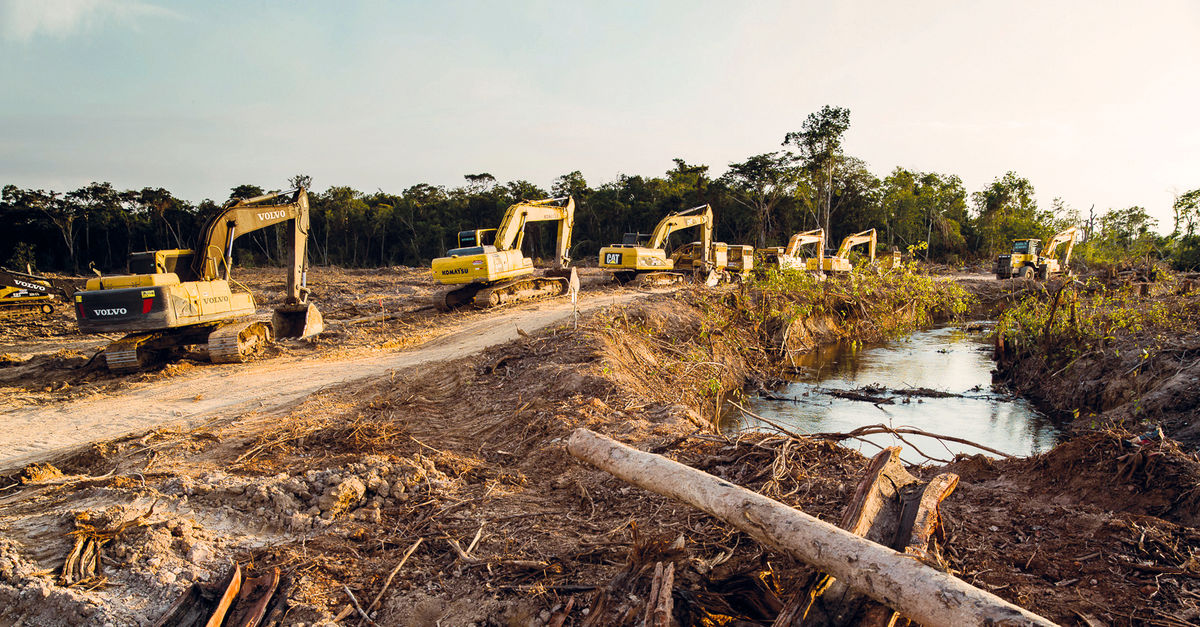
[0,291,640,472]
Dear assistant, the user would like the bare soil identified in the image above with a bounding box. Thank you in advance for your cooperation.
[0,270,1196,626]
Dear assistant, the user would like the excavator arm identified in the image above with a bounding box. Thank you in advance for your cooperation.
[648,205,713,262]
[194,188,312,305]
[1044,226,1080,266]
[835,229,877,261]
[492,197,575,269]
[784,228,825,257]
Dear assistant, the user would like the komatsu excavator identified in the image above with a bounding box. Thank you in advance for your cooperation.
[0,267,76,321]
[816,229,876,274]
[431,197,576,310]
[758,228,825,272]
[994,226,1080,280]
[598,204,714,286]
[75,188,324,372]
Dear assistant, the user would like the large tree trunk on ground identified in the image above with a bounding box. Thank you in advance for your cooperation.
[566,428,1057,627]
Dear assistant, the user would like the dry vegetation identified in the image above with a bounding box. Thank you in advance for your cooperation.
[0,269,1198,625]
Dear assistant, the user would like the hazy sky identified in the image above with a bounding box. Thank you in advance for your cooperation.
[2,0,1197,229]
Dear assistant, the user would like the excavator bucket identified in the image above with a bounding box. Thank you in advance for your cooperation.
[272,302,324,339]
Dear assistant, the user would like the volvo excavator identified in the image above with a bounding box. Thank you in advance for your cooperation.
[431,196,576,310]
[994,226,1080,280]
[816,229,877,274]
[598,204,714,286]
[1,267,76,321]
[75,188,324,372]
[758,228,825,272]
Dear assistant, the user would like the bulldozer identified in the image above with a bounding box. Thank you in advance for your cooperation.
[815,229,877,274]
[0,267,77,321]
[74,188,324,372]
[598,204,715,286]
[431,196,577,310]
[993,226,1080,280]
[758,228,825,272]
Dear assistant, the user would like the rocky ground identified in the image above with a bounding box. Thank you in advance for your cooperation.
[0,266,1197,625]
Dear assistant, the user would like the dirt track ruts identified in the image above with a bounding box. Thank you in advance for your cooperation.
[0,292,640,472]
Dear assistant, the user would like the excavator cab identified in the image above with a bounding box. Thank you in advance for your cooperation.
[456,228,497,249]
[1011,239,1038,255]
[128,249,198,280]
[621,232,651,246]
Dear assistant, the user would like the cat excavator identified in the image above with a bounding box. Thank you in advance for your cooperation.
[431,196,576,310]
[817,229,877,273]
[598,204,714,286]
[74,188,324,372]
[758,228,825,272]
[0,267,77,321]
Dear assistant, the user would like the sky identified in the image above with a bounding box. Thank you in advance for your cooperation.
[1,0,1198,229]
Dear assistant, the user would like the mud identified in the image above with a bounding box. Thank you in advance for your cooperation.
[0,270,1197,625]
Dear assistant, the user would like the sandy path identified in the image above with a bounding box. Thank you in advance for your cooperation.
[0,292,640,472]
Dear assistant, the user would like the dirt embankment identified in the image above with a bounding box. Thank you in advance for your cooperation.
[992,270,1200,446]
[0,275,1197,625]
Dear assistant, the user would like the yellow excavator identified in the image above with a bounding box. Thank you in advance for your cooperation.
[758,228,825,272]
[1,267,77,321]
[75,188,324,372]
[815,229,877,274]
[431,196,576,310]
[994,226,1080,280]
[598,204,714,286]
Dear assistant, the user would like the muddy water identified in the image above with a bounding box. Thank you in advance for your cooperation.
[732,325,1062,461]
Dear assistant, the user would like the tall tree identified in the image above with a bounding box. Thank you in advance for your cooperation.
[784,105,851,238]
[718,152,798,248]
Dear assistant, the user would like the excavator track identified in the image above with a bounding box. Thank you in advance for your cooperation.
[631,272,686,289]
[207,320,274,364]
[473,276,568,308]
[0,302,54,322]
[433,284,484,312]
[103,332,171,373]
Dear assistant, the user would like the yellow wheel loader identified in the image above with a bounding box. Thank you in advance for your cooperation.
[430,196,577,310]
[815,229,877,274]
[758,228,825,273]
[0,267,77,321]
[597,204,716,287]
[74,188,324,372]
[993,226,1080,280]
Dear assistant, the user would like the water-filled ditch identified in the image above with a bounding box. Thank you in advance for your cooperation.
[729,324,1062,461]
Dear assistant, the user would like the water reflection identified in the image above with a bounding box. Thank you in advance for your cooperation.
[733,325,1062,461]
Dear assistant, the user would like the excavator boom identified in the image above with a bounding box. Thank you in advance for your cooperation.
[835,229,877,260]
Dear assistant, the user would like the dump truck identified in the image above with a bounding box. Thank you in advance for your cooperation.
[431,197,576,310]
[75,188,323,372]
[994,226,1080,280]
[598,204,714,286]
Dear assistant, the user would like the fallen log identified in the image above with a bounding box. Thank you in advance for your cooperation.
[567,428,1057,627]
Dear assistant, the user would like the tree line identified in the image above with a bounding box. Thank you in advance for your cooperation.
[4,106,1198,274]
